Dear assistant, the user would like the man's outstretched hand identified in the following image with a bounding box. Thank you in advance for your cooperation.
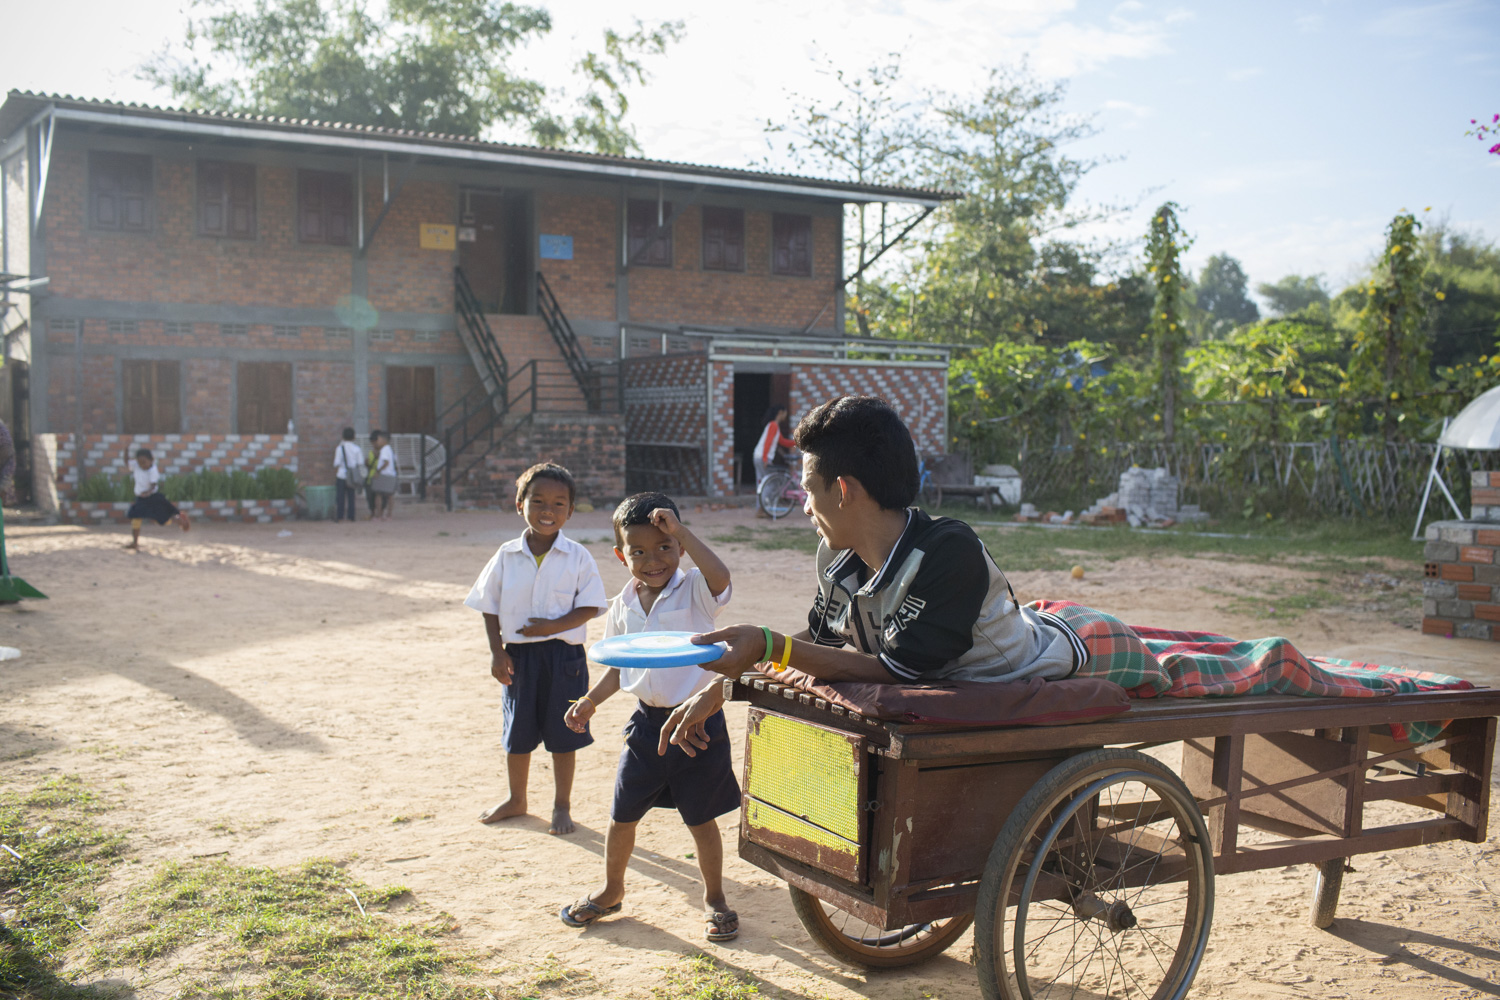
[658,685,727,758]
[688,624,769,678]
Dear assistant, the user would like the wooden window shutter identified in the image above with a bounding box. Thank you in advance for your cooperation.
[227,163,256,238]
[198,161,226,236]
[237,362,292,434]
[91,153,152,231]
[122,360,180,433]
[326,173,352,245]
[299,170,351,245]
[772,213,812,276]
[299,171,324,242]
[627,198,672,267]
[701,207,744,271]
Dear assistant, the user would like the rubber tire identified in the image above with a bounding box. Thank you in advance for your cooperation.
[974,748,1215,1000]
[1309,858,1344,929]
[788,885,974,970]
[758,471,794,519]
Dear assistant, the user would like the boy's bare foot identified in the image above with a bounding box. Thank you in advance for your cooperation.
[124,542,139,552]
[178,514,192,532]
[479,796,527,824]
[549,806,575,835]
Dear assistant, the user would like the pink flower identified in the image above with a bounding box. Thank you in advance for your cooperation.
[1493,113,1499,122]
[1490,143,1500,154]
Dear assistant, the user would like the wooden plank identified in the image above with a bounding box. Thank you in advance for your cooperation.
[906,755,1064,885]
[1210,735,1242,857]
[1446,715,1497,842]
[1216,818,1465,874]
[1186,731,1353,838]
[737,839,887,925]
[1343,726,1369,838]
[1364,771,1458,804]
[879,689,1500,760]
[869,759,919,915]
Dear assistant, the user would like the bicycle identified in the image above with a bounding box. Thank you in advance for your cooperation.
[756,458,807,519]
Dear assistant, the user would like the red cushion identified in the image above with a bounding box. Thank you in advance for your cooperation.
[767,668,1131,727]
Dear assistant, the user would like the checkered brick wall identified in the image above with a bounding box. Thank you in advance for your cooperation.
[708,362,735,497]
[623,354,710,494]
[789,364,948,456]
[54,433,298,498]
[1422,503,1500,643]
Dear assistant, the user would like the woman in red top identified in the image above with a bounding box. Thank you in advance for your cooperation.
[753,405,796,488]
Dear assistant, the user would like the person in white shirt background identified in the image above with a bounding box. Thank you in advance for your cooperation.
[369,431,398,520]
[332,427,365,524]
[559,491,741,942]
[464,462,607,835]
[125,447,190,551]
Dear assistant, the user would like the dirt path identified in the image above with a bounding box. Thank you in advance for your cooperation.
[3,506,1497,998]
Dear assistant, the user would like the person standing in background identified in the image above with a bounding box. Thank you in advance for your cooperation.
[333,427,364,524]
[370,431,398,521]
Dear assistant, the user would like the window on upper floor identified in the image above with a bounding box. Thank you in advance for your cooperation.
[298,170,352,246]
[90,152,153,232]
[772,213,813,277]
[627,198,672,267]
[701,206,745,272]
[237,361,293,434]
[198,161,257,239]
[122,360,180,434]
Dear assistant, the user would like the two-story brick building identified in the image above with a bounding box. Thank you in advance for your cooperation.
[0,91,954,508]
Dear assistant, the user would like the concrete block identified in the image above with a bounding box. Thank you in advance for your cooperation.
[1423,598,1439,616]
[1476,565,1500,585]
[1455,620,1494,641]
[1423,580,1457,598]
[1437,599,1474,618]
[1424,540,1459,562]
[1438,523,1477,545]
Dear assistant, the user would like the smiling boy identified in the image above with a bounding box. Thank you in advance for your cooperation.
[558,492,741,942]
[464,462,607,834]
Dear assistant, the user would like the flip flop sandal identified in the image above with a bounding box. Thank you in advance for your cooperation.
[704,909,739,942]
[559,896,622,928]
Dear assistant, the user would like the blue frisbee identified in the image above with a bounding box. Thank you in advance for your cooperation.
[589,631,725,669]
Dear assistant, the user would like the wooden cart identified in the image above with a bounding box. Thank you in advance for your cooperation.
[726,674,1500,1000]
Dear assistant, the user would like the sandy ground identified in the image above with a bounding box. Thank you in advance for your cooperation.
[3,503,1498,999]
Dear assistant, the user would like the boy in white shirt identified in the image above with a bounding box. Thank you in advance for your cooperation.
[559,492,740,942]
[464,462,607,835]
[125,448,190,551]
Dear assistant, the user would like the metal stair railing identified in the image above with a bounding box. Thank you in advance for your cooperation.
[535,269,607,411]
[439,360,538,510]
[455,266,508,408]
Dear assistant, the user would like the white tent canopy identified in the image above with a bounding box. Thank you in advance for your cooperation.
[1438,384,1500,450]
[1414,384,1500,538]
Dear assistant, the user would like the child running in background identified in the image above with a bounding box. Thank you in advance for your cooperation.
[465,462,606,835]
[125,448,189,551]
[560,492,740,942]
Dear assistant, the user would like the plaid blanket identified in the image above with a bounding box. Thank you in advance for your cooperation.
[1029,600,1472,743]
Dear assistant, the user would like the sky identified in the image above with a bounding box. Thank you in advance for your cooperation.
[3,0,1498,303]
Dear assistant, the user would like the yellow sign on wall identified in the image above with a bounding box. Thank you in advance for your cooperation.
[419,224,456,250]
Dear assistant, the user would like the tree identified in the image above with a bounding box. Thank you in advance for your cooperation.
[1420,222,1500,370]
[1348,212,1430,441]
[141,0,681,152]
[1146,202,1192,443]
[766,56,928,335]
[1256,274,1330,317]
[1194,253,1259,331]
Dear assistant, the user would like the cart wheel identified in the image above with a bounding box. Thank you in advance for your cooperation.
[975,749,1214,1000]
[1308,858,1344,929]
[788,886,974,969]
[758,472,795,519]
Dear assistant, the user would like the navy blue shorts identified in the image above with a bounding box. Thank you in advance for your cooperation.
[501,640,593,755]
[612,704,741,827]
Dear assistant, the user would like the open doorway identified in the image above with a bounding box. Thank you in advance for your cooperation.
[458,190,531,314]
[733,371,791,488]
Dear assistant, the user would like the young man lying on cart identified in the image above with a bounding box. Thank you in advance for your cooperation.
[654,394,1496,1000]
[661,393,1084,754]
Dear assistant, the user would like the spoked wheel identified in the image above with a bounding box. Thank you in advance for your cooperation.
[789,886,974,969]
[976,749,1214,1000]
[757,471,796,519]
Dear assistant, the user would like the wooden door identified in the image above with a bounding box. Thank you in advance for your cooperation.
[386,366,436,434]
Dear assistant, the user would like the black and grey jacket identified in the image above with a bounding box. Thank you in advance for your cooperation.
[807,508,1086,683]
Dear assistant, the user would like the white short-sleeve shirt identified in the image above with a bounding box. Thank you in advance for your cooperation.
[376,443,396,476]
[602,567,732,707]
[131,464,159,497]
[333,441,364,481]
[463,531,608,645]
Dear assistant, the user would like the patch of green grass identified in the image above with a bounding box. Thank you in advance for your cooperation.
[1203,583,1341,622]
[499,955,595,999]
[975,517,1424,573]
[652,954,763,1000]
[0,775,127,1000]
[100,858,487,998]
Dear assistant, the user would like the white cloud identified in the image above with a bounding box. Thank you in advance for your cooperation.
[1103,99,1153,119]
[1197,160,1328,196]
[1226,67,1263,82]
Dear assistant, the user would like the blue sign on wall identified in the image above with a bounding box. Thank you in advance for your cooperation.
[539,234,573,260]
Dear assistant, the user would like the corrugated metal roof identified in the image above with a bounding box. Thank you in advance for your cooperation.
[1,90,960,205]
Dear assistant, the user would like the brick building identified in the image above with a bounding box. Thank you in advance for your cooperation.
[0,92,954,506]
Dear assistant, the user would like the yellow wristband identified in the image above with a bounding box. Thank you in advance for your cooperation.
[572,695,595,709]
[776,634,793,672]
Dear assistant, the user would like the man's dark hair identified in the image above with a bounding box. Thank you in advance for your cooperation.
[342,427,356,441]
[794,395,918,510]
[612,491,679,547]
[135,447,153,461]
[516,462,576,506]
